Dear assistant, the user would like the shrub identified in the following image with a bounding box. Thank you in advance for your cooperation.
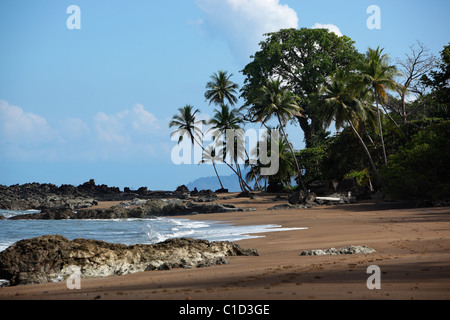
[382,121,450,202]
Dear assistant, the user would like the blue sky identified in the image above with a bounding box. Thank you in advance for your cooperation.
[0,0,449,190]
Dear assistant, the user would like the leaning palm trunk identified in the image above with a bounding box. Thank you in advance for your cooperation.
[374,94,388,167]
[244,149,262,191]
[212,161,224,190]
[277,115,307,193]
[350,122,382,184]
[197,136,251,191]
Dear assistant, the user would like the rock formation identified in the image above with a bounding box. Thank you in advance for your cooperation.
[0,235,258,286]
[8,199,245,220]
[299,245,376,256]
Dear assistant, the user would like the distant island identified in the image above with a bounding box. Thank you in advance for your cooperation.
[186,174,243,193]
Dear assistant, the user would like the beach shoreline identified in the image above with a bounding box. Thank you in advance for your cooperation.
[1,194,449,300]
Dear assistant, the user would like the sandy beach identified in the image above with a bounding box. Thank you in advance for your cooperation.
[1,194,449,300]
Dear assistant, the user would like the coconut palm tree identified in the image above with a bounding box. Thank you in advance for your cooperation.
[319,69,381,181]
[205,70,239,106]
[169,104,205,148]
[356,47,402,166]
[251,79,308,193]
[200,145,224,190]
[246,130,295,191]
[208,104,252,191]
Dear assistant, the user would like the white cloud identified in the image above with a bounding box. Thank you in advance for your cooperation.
[93,104,161,144]
[130,104,160,134]
[196,0,299,64]
[311,23,343,37]
[0,99,54,145]
[0,100,168,162]
[58,118,90,141]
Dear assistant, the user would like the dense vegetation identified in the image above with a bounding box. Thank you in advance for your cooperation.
[170,28,449,204]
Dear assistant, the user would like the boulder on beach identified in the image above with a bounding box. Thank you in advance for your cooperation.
[0,235,259,286]
[299,245,376,256]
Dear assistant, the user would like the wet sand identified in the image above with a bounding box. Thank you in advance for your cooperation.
[1,195,449,300]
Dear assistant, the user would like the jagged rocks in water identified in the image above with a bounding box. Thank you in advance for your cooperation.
[299,245,376,256]
[9,199,245,220]
[0,235,259,286]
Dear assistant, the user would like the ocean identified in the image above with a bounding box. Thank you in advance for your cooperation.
[0,209,306,252]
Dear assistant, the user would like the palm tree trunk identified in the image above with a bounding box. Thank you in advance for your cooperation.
[375,94,388,166]
[350,122,382,183]
[379,102,408,141]
[193,136,227,190]
[244,149,262,191]
[277,115,308,193]
[195,134,252,192]
[212,162,224,189]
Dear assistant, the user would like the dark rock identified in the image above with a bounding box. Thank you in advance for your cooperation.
[288,189,306,205]
[305,192,317,205]
[0,235,258,286]
[215,188,228,193]
[190,187,199,196]
[175,185,189,193]
[197,190,219,202]
[236,191,255,199]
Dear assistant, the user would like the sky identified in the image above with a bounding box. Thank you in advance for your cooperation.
[0,0,449,191]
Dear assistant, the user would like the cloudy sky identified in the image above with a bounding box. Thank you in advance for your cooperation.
[0,0,449,190]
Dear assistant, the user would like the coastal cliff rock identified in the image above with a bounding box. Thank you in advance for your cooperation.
[0,235,259,286]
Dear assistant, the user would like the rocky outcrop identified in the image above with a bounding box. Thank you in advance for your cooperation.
[299,245,376,256]
[8,199,246,220]
[196,190,219,203]
[0,181,119,211]
[0,235,259,286]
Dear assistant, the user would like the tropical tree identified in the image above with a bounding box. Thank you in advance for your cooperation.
[208,104,252,191]
[200,145,224,190]
[251,79,307,192]
[169,104,205,148]
[246,131,295,191]
[241,28,362,148]
[205,70,239,106]
[319,69,381,181]
[357,47,402,166]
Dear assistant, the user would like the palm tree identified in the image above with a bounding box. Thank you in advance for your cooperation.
[319,69,381,180]
[205,70,239,106]
[246,131,295,190]
[169,104,205,148]
[357,47,401,166]
[200,145,224,190]
[251,79,308,193]
[208,104,252,191]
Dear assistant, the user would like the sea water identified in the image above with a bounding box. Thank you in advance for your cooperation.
[0,209,306,252]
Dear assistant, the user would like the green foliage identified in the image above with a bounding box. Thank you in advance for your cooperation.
[296,146,328,184]
[241,28,362,148]
[344,169,372,188]
[382,121,450,201]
